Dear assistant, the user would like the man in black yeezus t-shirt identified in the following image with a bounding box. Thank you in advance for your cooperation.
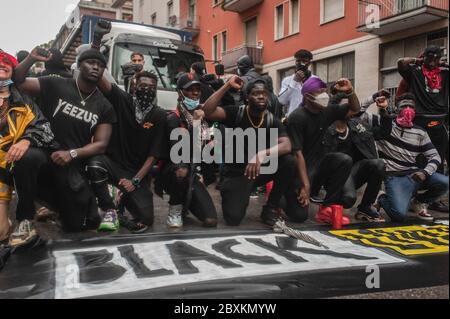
[203,75,308,227]
[38,76,116,149]
[87,70,167,229]
[13,48,116,237]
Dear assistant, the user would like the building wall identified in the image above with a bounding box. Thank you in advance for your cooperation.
[180,0,448,101]
[79,8,116,19]
[79,0,120,18]
[133,0,180,27]
[53,0,132,58]
[181,0,364,70]
[264,18,448,100]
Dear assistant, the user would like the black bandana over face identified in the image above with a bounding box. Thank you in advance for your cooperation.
[134,87,157,125]
[135,87,156,109]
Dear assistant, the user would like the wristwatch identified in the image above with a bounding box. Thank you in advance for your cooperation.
[69,149,78,159]
[132,177,141,187]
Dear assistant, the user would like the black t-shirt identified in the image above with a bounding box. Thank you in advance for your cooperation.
[221,105,287,176]
[336,130,355,159]
[106,85,167,171]
[38,77,116,150]
[287,104,349,166]
[166,111,187,152]
[336,129,365,164]
[165,110,212,162]
[399,64,449,115]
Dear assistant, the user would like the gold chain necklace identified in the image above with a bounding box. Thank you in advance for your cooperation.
[246,106,266,128]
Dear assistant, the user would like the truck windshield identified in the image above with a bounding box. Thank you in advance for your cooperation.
[112,43,203,90]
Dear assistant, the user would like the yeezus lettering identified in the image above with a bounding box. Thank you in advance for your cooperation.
[54,99,99,128]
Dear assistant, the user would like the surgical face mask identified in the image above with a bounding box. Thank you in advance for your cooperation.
[0,79,13,88]
[314,92,330,108]
[182,93,200,111]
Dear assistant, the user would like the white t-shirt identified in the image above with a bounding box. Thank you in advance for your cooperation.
[278,74,318,116]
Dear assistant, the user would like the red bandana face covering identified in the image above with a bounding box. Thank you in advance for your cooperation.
[422,64,442,92]
[396,107,416,128]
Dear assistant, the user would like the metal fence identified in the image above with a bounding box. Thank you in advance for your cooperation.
[358,0,449,26]
[222,45,263,70]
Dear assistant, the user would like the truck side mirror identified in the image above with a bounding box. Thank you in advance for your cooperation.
[215,63,225,76]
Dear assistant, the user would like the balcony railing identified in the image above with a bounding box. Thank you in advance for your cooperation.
[178,15,200,37]
[222,45,263,71]
[222,0,264,13]
[358,0,449,27]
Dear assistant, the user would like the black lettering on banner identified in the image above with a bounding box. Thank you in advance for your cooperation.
[74,250,127,284]
[212,239,280,265]
[118,245,174,278]
[167,241,242,275]
[245,238,307,263]
[275,237,377,260]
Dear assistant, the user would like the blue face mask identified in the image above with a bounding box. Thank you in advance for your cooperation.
[0,79,13,88]
[182,94,200,111]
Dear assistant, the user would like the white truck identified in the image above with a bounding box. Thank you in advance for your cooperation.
[59,15,205,110]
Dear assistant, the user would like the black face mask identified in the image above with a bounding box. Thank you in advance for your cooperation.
[296,63,308,72]
[135,87,156,109]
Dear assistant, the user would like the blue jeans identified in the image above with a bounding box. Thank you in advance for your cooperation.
[379,172,449,222]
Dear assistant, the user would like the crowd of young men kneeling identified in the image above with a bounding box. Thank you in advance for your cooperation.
[0,44,448,248]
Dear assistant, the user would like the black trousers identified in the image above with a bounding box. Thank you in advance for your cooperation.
[338,159,386,209]
[309,152,353,205]
[86,155,154,226]
[13,148,100,232]
[160,164,217,222]
[221,155,308,226]
[415,118,449,172]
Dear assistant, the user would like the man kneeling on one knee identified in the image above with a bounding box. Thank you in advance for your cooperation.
[369,93,448,222]
[203,75,307,226]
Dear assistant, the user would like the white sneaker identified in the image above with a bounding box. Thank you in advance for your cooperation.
[9,220,38,247]
[98,210,120,232]
[412,201,434,222]
[167,205,183,228]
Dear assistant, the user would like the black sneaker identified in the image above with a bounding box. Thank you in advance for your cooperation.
[261,206,280,227]
[118,214,149,234]
[250,191,260,199]
[428,201,449,213]
[310,196,325,205]
[35,207,57,222]
[356,205,385,222]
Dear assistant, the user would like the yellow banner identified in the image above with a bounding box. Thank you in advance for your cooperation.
[330,225,449,256]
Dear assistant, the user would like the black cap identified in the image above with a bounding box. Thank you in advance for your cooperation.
[77,49,107,66]
[237,55,254,69]
[245,78,268,96]
[424,46,442,58]
[177,72,201,90]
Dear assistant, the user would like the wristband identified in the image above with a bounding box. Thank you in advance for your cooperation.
[132,177,141,187]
